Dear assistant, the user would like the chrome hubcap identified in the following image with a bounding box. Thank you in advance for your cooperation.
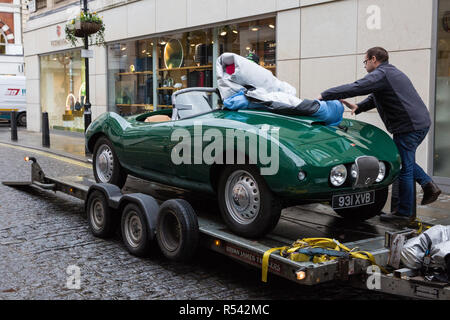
[95,145,114,183]
[225,170,260,225]
[124,211,143,248]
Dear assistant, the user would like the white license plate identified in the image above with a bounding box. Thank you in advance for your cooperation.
[332,191,375,209]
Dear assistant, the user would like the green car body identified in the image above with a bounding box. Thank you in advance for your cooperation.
[85,107,401,205]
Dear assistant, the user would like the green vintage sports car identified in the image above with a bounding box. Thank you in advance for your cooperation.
[85,88,401,238]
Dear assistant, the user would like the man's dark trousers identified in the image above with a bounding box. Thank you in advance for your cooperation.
[393,127,432,216]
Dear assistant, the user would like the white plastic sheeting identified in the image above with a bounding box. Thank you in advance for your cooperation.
[401,225,450,270]
[216,52,301,106]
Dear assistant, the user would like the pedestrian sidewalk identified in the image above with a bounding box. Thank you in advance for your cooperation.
[0,123,448,226]
[0,124,90,163]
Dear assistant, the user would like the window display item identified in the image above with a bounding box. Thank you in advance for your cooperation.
[164,39,184,69]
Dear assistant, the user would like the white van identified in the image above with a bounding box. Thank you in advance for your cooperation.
[0,75,27,126]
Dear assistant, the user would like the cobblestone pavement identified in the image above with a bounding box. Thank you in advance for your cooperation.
[0,143,407,300]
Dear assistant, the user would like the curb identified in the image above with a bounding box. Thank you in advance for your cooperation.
[0,140,92,164]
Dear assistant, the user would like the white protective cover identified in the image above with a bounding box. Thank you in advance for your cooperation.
[216,53,301,106]
[401,225,450,270]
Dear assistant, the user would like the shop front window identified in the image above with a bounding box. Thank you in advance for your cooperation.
[433,1,450,178]
[108,40,154,115]
[218,17,276,74]
[156,29,214,108]
[107,17,276,116]
[40,50,86,132]
[0,33,6,55]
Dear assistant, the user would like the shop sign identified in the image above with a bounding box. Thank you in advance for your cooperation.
[50,24,67,47]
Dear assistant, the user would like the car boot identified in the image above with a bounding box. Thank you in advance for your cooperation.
[421,181,442,205]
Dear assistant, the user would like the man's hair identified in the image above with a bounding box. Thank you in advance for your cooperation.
[366,47,389,63]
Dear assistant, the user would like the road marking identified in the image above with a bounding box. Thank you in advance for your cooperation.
[0,142,92,169]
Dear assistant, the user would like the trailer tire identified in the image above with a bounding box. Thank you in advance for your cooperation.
[93,137,127,189]
[86,190,118,238]
[333,187,389,221]
[156,199,199,262]
[121,203,152,257]
[218,165,281,238]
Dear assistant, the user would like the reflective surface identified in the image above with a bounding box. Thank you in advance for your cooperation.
[434,1,450,178]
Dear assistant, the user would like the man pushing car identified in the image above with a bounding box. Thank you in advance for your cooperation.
[317,46,441,222]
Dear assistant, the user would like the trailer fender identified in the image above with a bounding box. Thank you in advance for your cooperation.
[118,193,159,241]
[85,183,122,213]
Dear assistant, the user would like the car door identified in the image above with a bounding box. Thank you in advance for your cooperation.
[121,120,174,177]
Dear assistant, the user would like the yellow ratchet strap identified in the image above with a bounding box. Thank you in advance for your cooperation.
[262,237,388,282]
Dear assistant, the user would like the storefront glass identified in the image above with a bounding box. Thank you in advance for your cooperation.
[40,50,85,132]
[107,40,155,115]
[107,17,276,116]
[433,1,450,177]
[218,17,276,75]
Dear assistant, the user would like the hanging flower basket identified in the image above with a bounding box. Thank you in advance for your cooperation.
[65,11,106,47]
[73,21,102,37]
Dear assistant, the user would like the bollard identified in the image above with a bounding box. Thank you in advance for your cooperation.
[10,111,18,141]
[390,178,417,218]
[84,107,92,155]
[42,112,50,148]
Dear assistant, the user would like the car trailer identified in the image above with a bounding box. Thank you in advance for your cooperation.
[2,156,450,300]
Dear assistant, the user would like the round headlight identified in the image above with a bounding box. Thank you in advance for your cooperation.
[376,161,386,182]
[350,163,358,179]
[330,164,347,186]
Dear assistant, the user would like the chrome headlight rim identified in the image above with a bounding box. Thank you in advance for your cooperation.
[330,164,347,187]
[376,161,386,183]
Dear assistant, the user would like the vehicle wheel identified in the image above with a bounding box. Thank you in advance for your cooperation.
[86,190,118,238]
[17,113,26,127]
[121,203,152,257]
[333,187,389,221]
[156,199,199,261]
[93,137,127,188]
[217,165,281,238]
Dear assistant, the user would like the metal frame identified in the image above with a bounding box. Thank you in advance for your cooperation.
[429,0,450,194]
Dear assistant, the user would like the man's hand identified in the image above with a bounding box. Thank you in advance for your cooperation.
[340,99,358,115]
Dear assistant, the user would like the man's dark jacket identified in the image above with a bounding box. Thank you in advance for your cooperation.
[320,62,431,134]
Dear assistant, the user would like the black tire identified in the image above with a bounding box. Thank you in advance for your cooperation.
[217,165,281,239]
[92,137,127,189]
[333,187,389,220]
[156,199,199,262]
[121,203,152,257]
[17,113,26,127]
[86,190,118,238]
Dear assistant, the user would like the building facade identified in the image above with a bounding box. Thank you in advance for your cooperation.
[0,0,24,76]
[23,0,450,192]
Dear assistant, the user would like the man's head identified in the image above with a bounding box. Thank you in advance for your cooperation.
[364,47,389,73]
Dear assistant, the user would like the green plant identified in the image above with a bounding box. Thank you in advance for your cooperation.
[65,11,106,47]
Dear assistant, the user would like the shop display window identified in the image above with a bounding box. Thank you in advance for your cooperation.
[107,17,276,116]
[40,50,86,132]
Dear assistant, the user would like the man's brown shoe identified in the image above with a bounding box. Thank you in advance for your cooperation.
[421,181,441,205]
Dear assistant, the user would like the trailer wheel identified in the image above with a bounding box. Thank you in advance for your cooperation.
[87,190,117,238]
[156,199,199,262]
[121,203,152,257]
